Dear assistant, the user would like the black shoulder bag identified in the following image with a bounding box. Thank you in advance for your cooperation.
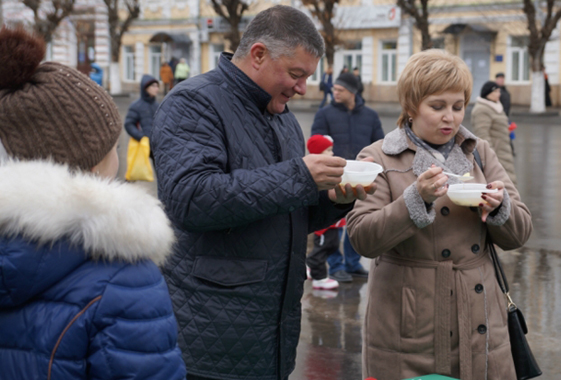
[474,149,542,380]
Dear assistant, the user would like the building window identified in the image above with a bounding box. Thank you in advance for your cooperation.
[45,42,53,61]
[124,46,135,81]
[509,36,530,82]
[149,45,162,79]
[212,44,224,69]
[309,57,325,84]
[341,41,362,75]
[380,41,397,84]
[432,38,445,49]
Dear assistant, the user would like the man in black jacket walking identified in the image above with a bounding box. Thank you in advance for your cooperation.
[151,6,375,380]
[311,73,384,283]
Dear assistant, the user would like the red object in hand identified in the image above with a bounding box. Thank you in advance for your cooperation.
[365,378,378,380]
[509,121,517,131]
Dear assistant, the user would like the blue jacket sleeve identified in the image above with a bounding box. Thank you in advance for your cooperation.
[124,107,144,141]
[310,109,329,137]
[87,262,186,380]
[152,91,321,232]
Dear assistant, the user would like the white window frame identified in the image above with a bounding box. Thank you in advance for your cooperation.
[149,45,162,80]
[507,36,530,84]
[209,43,224,70]
[308,57,325,84]
[45,42,53,62]
[378,40,397,84]
[123,46,135,82]
[341,48,362,76]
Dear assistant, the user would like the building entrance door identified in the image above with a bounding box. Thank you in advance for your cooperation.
[461,33,492,103]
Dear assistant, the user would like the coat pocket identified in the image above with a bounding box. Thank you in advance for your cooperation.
[192,256,268,287]
[401,287,416,338]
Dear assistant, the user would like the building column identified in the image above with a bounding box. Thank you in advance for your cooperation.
[397,17,413,76]
[135,41,144,82]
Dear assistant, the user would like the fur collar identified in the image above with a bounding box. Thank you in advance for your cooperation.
[0,160,175,265]
[382,125,479,180]
[476,96,504,114]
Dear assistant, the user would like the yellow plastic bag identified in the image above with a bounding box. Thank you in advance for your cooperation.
[125,136,154,182]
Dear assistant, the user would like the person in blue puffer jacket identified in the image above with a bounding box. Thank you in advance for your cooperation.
[124,74,160,142]
[0,26,186,380]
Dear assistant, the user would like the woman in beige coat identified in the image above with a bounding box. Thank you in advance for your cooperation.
[347,50,532,380]
[471,81,517,185]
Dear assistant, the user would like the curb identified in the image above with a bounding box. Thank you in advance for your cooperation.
[511,110,560,117]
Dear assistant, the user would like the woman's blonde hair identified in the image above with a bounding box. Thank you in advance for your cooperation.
[396,49,473,127]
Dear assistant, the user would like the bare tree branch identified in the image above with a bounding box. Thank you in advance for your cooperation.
[301,0,340,66]
[21,0,76,42]
[210,0,250,52]
[103,0,140,62]
[522,0,561,71]
[396,0,432,50]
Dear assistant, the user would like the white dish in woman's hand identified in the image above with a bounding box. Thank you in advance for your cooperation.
[447,183,498,207]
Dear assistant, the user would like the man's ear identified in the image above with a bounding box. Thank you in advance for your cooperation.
[249,43,268,70]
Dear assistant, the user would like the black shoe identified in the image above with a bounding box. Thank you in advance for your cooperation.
[347,267,369,278]
[329,269,353,283]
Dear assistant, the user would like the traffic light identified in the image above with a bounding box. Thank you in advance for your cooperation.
[206,18,214,30]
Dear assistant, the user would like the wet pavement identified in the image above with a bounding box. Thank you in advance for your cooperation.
[113,95,561,379]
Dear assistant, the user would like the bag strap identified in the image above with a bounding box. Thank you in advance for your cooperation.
[473,148,483,171]
[473,147,517,310]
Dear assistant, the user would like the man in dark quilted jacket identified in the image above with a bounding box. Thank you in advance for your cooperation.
[151,5,376,380]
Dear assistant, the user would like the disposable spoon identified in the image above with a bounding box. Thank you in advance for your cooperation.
[443,171,474,182]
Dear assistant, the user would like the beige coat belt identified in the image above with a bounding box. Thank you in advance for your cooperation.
[379,253,491,380]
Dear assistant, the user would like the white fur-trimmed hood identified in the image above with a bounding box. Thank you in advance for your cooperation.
[0,160,175,265]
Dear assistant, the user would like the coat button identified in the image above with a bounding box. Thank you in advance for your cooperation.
[477,324,487,334]
[441,207,450,216]
[441,249,451,258]
[288,206,295,212]
[471,244,480,253]
[475,284,484,293]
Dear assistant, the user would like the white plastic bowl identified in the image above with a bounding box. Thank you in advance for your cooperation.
[340,160,383,187]
[447,183,499,207]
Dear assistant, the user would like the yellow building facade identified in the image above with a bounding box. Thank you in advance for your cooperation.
[120,0,559,106]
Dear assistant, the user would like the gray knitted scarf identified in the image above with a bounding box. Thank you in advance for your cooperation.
[404,124,456,162]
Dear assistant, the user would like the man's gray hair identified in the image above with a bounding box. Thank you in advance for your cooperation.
[233,5,325,61]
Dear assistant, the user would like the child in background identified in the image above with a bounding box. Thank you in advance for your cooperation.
[306,135,342,290]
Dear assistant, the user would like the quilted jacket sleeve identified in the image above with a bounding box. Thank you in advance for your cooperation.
[87,262,186,380]
[152,91,321,232]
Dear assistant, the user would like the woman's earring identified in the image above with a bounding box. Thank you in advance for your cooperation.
[408,117,413,124]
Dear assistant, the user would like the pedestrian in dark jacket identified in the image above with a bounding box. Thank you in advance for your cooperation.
[319,66,333,108]
[353,66,364,97]
[495,72,511,117]
[311,72,385,283]
[124,74,160,141]
[150,6,376,380]
[0,27,186,380]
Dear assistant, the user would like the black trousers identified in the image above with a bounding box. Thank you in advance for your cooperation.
[306,228,340,280]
